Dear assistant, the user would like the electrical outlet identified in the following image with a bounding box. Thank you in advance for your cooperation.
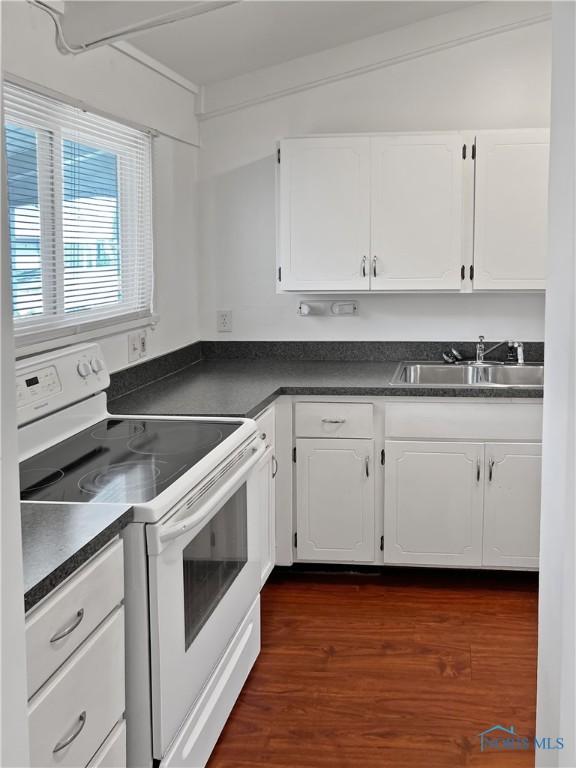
[217,310,233,333]
[139,329,148,358]
[128,329,148,362]
[128,332,141,362]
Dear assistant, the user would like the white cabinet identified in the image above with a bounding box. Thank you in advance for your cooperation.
[277,130,549,293]
[482,443,541,568]
[26,540,126,768]
[384,441,484,566]
[26,540,124,698]
[255,407,276,584]
[370,134,463,291]
[295,438,375,562]
[277,137,370,292]
[473,130,549,290]
[28,609,125,768]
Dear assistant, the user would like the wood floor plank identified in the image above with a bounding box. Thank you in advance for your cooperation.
[208,568,538,768]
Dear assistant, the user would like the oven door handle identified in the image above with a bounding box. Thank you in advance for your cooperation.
[155,442,266,548]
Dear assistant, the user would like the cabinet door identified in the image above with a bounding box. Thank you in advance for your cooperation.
[473,130,549,290]
[370,134,464,291]
[254,447,276,585]
[384,441,484,566]
[278,137,371,291]
[483,443,541,568]
[296,439,375,562]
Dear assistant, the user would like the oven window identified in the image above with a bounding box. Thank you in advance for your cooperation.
[183,484,248,650]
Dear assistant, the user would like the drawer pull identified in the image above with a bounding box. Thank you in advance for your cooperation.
[365,457,370,478]
[50,609,84,643]
[321,418,346,424]
[53,711,86,754]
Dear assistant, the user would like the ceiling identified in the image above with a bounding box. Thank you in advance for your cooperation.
[61,1,473,86]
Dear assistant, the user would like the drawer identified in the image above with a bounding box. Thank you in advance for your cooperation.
[29,607,125,768]
[26,539,124,698]
[385,402,543,441]
[255,406,275,449]
[87,721,126,768]
[295,402,374,438]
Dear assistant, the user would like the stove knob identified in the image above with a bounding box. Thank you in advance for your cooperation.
[77,361,92,379]
[90,357,105,374]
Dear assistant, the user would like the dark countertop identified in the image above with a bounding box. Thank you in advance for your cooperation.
[22,502,133,612]
[109,359,544,419]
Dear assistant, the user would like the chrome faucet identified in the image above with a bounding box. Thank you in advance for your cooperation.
[476,336,525,364]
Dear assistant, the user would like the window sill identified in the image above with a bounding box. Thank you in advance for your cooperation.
[15,314,159,360]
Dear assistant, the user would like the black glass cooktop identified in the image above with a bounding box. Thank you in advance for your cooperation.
[20,418,243,504]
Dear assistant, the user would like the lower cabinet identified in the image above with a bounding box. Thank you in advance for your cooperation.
[295,438,375,562]
[290,400,543,571]
[26,540,126,768]
[482,442,541,568]
[384,441,484,566]
[384,439,542,569]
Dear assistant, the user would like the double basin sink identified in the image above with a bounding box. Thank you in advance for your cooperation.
[391,362,544,388]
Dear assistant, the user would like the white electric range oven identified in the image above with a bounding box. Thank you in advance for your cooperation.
[17,343,264,768]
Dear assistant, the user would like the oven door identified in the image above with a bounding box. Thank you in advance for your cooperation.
[146,440,265,758]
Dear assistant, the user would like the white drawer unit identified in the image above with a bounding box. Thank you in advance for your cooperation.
[87,721,127,768]
[26,540,124,698]
[28,607,125,768]
[295,402,374,439]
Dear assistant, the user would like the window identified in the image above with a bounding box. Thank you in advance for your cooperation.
[4,83,154,344]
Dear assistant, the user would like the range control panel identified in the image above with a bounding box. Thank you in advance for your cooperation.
[16,343,110,426]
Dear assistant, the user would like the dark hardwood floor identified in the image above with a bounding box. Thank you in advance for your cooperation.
[208,568,538,768]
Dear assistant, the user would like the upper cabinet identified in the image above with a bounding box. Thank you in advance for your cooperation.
[277,130,549,293]
[472,130,550,291]
[370,134,463,291]
[277,137,371,291]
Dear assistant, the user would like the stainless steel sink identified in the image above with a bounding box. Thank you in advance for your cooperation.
[391,362,544,388]
[394,364,478,386]
[482,365,544,387]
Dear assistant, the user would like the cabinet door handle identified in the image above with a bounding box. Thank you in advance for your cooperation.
[53,711,87,754]
[50,609,84,643]
[321,418,346,424]
[476,458,481,483]
[372,255,377,277]
[365,457,370,478]
[361,256,367,277]
[488,458,495,482]
[272,455,278,478]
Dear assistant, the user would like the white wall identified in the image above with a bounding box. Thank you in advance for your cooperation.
[3,1,201,371]
[199,5,551,341]
[536,3,575,764]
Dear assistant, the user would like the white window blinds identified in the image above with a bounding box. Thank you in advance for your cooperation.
[4,82,154,343]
